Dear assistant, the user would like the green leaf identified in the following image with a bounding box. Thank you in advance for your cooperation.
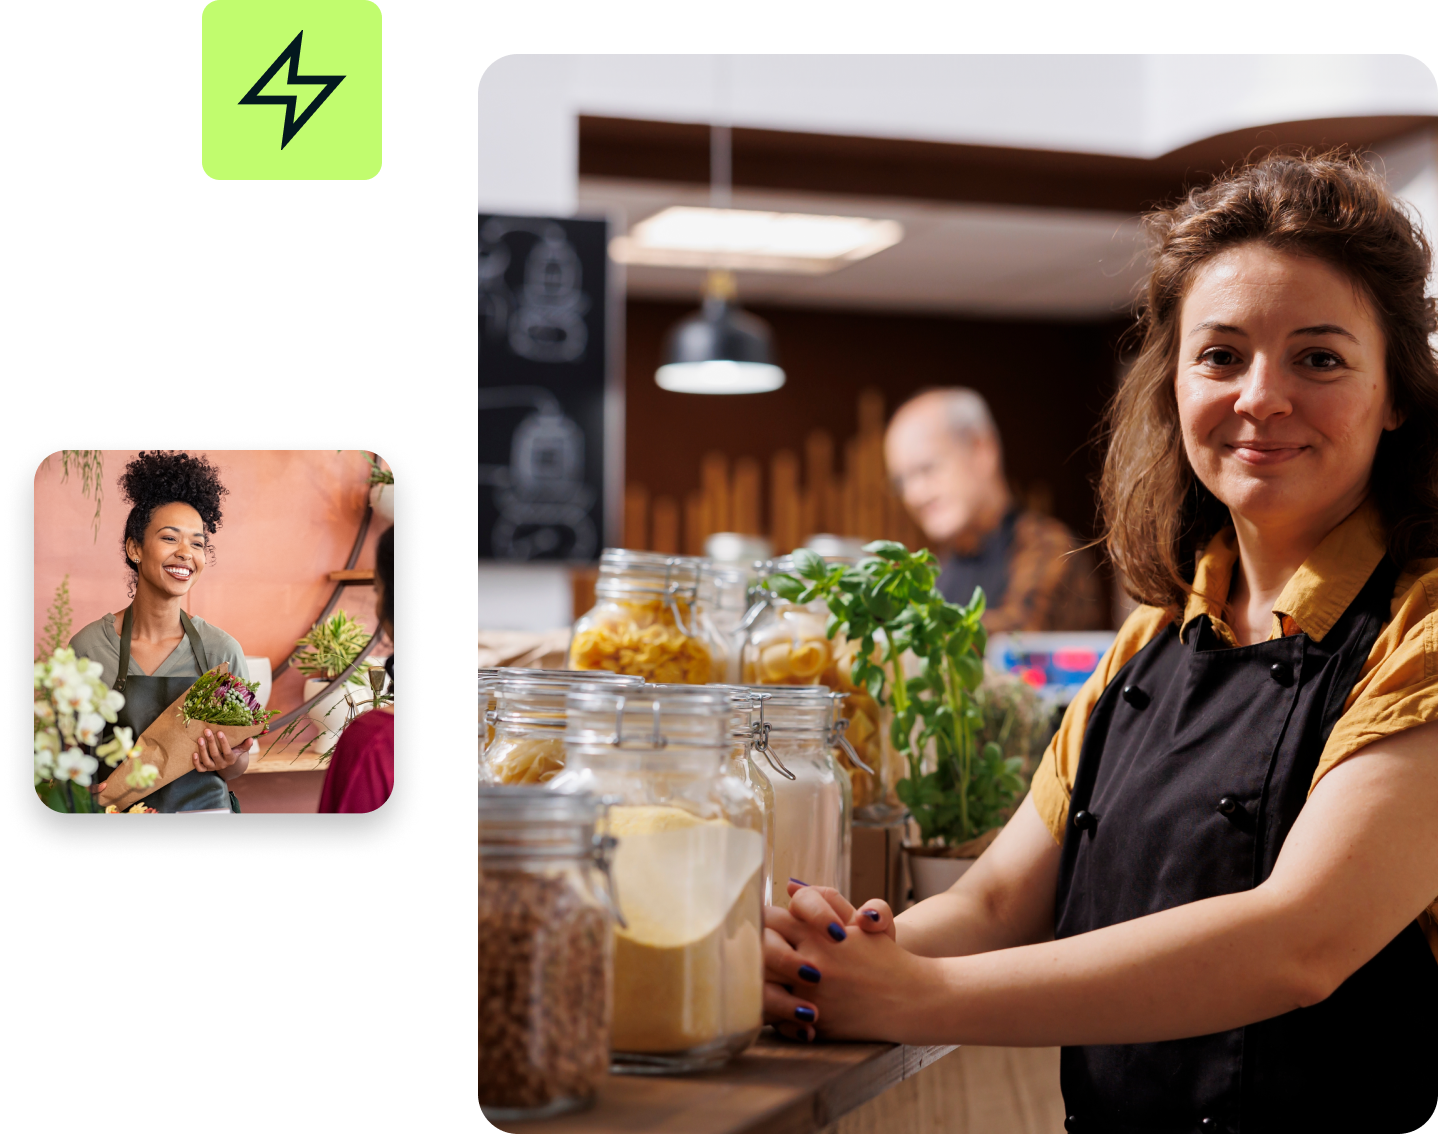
[793,548,828,581]
[768,574,806,602]
[953,651,984,692]
[863,540,909,561]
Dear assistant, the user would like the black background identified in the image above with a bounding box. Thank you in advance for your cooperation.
[478,216,609,561]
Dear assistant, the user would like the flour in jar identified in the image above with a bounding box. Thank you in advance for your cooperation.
[606,805,764,1054]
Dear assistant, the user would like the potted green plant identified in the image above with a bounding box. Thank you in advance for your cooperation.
[294,610,374,755]
[366,453,393,524]
[767,543,1025,901]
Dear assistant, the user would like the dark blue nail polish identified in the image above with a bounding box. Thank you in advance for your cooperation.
[794,1005,816,1023]
[798,964,821,984]
[865,910,881,922]
[827,922,847,942]
[789,877,808,886]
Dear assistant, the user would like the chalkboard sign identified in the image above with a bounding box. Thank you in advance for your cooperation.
[479,216,611,561]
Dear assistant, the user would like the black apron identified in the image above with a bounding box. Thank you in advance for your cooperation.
[1054,558,1438,1133]
[113,606,236,813]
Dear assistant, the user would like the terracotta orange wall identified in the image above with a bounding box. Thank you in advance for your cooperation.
[34,451,388,716]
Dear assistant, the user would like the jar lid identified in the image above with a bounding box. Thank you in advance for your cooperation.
[595,548,703,598]
[479,666,642,689]
[479,784,600,857]
[566,683,729,751]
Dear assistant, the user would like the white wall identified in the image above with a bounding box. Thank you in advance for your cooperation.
[476,55,579,215]
[477,562,572,630]
[478,54,1438,213]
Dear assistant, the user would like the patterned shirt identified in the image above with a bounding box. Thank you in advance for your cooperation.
[938,510,1105,632]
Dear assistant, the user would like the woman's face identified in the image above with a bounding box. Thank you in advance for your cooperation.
[1175,242,1398,535]
[127,502,207,598]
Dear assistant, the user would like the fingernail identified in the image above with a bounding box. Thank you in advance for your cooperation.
[789,877,807,886]
[218,733,225,741]
[205,730,212,737]
[798,964,821,984]
[827,922,847,942]
[865,910,881,922]
[804,1026,816,1043]
[794,1005,816,1023]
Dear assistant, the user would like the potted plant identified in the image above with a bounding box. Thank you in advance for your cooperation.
[293,611,375,755]
[768,543,1025,902]
[366,453,393,524]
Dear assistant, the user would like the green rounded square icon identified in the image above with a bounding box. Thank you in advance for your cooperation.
[203,0,381,180]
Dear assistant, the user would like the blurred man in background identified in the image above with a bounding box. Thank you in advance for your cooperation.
[884,388,1103,630]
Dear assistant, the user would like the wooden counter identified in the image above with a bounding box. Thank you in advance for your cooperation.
[487,1036,957,1134]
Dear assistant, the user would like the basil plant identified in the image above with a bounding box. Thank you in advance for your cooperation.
[766,542,1023,847]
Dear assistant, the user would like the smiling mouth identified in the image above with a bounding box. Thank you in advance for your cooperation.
[164,565,193,580]
[1227,441,1308,466]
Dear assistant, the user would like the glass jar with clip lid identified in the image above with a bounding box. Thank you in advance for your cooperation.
[479,785,624,1121]
[480,671,643,783]
[567,549,723,684]
[741,554,901,820]
[551,684,765,1073]
[748,685,855,905]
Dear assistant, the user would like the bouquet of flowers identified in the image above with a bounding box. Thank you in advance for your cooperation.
[35,647,158,813]
[182,669,279,728]
[97,662,275,812]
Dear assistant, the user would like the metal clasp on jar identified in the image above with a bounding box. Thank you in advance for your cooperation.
[829,694,875,775]
[664,556,700,637]
[592,796,628,929]
[749,697,796,781]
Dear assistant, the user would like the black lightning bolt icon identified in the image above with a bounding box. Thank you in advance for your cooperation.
[238,32,345,150]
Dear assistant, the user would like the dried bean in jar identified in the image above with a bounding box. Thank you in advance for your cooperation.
[479,869,611,1115]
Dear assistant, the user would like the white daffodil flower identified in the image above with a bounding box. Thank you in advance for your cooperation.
[35,729,60,756]
[34,749,56,782]
[95,726,139,768]
[76,657,104,681]
[75,712,106,747]
[99,688,125,723]
[56,748,99,787]
[126,761,160,790]
[34,699,55,723]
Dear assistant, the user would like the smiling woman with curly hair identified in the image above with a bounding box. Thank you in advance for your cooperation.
[68,451,254,812]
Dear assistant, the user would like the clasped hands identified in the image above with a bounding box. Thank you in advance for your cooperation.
[764,880,922,1043]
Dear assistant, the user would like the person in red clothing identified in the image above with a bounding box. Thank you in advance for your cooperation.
[319,524,394,812]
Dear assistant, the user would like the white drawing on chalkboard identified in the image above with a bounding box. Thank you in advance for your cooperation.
[478,218,590,364]
[478,386,597,560]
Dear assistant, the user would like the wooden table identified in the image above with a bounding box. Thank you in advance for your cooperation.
[489,1036,957,1134]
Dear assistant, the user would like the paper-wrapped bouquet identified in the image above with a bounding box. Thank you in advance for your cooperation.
[98,664,277,811]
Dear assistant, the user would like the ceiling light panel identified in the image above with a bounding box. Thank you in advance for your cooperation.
[610,206,903,274]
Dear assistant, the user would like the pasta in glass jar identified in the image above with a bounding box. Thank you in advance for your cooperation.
[740,556,900,819]
[481,672,643,785]
[569,550,722,683]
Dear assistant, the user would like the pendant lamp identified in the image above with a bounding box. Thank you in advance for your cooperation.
[653,122,786,395]
[655,270,785,394]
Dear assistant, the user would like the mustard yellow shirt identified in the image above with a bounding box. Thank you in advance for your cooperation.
[1029,500,1438,955]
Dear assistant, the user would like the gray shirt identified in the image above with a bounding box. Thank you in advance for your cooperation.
[69,613,250,689]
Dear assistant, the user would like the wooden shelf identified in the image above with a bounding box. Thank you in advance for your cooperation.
[489,1036,955,1134]
[328,568,374,582]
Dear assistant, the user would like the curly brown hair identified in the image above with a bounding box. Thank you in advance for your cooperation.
[1099,149,1438,613]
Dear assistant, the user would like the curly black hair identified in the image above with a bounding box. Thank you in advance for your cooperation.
[119,451,229,584]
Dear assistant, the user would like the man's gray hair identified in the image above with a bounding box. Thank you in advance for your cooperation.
[895,387,999,444]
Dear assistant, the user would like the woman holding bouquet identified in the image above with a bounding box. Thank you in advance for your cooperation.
[69,451,253,813]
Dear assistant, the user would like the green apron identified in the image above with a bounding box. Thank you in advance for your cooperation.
[113,606,238,813]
